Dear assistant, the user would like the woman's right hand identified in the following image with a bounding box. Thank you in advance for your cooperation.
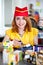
[13,39,22,47]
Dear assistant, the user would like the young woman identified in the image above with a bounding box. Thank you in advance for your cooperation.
[3,7,38,49]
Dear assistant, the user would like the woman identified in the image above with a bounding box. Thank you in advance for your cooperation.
[3,7,38,49]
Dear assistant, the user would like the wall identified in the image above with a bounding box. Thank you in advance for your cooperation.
[27,0,43,18]
[0,0,5,37]
[4,0,12,26]
[0,0,4,28]
[12,0,28,16]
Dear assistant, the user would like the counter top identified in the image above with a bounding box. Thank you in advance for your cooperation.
[0,52,35,65]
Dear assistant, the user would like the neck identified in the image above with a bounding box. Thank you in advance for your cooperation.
[18,28,24,35]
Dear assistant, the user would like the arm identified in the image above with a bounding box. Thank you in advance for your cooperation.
[2,35,10,43]
[34,35,38,45]
[13,39,23,48]
[33,28,39,45]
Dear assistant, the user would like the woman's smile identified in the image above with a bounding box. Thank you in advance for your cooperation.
[15,16,26,29]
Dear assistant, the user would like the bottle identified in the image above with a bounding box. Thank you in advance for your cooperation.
[11,62,13,65]
[3,40,10,64]
[3,49,8,64]
[32,54,36,64]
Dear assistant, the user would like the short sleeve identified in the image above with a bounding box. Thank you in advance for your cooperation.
[5,29,11,36]
[33,28,39,36]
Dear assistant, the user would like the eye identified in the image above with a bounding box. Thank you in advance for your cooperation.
[16,17,20,20]
[22,17,25,20]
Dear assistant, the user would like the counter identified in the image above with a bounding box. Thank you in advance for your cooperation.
[0,52,35,65]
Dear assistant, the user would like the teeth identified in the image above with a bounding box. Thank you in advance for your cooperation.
[20,24,23,26]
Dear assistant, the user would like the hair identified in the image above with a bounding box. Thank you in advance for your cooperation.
[12,16,32,32]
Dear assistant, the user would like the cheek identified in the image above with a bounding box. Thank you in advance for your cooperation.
[16,21,19,25]
[24,21,26,25]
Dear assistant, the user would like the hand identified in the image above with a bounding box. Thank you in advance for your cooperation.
[13,39,22,47]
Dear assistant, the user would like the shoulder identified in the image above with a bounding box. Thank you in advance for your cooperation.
[32,27,38,31]
[5,28,12,35]
[6,28,12,32]
[31,27,39,35]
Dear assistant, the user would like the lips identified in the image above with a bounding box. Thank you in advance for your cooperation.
[19,24,24,26]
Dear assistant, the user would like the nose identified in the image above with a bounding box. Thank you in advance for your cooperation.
[19,19,23,24]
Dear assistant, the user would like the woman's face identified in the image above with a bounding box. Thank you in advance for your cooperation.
[15,16,26,29]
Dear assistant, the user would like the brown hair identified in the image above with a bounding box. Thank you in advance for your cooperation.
[12,16,32,32]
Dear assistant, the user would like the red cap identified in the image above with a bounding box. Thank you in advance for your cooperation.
[14,7,28,17]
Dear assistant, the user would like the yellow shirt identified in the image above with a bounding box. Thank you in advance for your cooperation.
[6,27,38,46]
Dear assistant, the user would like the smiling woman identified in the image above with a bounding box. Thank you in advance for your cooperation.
[3,6,38,49]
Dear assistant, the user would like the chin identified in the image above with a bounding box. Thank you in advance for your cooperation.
[20,26,25,28]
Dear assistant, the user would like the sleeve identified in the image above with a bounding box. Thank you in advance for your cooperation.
[5,29,11,37]
[33,28,39,36]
